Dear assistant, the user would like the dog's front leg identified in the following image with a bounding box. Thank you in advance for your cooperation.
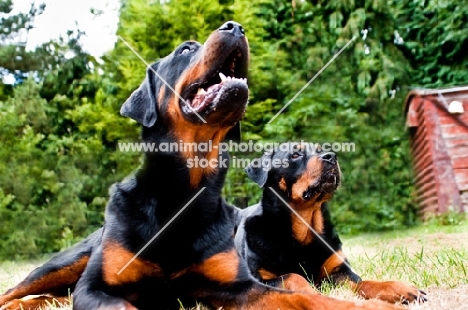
[72,244,138,310]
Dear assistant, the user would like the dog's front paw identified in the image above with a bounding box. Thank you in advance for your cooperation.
[355,280,427,304]
[393,282,427,304]
[0,296,72,310]
[0,299,26,310]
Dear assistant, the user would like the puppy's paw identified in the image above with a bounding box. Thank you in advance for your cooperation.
[1,299,29,310]
[355,280,427,304]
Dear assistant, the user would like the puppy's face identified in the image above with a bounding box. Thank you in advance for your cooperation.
[246,143,341,207]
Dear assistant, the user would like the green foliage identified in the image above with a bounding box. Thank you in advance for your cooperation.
[0,81,86,257]
[395,0,468,88]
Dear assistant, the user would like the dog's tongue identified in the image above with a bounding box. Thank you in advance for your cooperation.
[191,84,222,112]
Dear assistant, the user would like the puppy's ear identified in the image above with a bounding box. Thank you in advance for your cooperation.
[120,64,159,127]
[225,122,241,143]
[245,152,272,188]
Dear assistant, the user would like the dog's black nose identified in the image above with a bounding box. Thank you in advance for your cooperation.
[320,152,336,164]
[219,21,245,37]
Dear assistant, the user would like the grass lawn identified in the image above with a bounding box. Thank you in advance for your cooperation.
[328,219,468,310]
[1,219,467,310]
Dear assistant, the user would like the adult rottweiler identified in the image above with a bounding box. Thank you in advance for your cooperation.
[235,142,427,305]
[0,23,403,310]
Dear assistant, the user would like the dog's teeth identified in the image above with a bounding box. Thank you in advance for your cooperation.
[219,72,227,82]
[196,88,206,95]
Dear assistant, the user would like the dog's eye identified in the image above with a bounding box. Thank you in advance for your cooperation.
[180,47,192,55]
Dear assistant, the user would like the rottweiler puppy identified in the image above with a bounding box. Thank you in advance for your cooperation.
[1,23,404,310]
[235,142,427,305]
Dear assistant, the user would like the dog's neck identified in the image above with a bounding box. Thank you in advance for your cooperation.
[289,201,324,245]
[174,126,232,188]
[262,188,326,245]
[141,123,232,189]
[134,149,228,227]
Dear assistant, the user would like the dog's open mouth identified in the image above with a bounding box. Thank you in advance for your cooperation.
[181,48,248,115]
[188,72,247,112]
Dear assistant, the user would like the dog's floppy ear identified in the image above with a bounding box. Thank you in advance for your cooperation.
[225,122,241,143]
[120,64,159,127]
[245,151,272,188]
